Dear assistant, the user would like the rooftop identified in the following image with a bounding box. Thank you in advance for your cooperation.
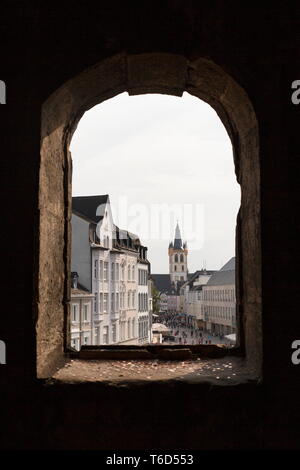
[206,257,235,286]
[72,195,109,224]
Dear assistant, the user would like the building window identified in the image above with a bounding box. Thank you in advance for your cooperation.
[174,254,178,263]
[111,262,114,281]
[111,293,115,313]
[100,260,103,280]
[100,293,103,313]
[112,324,116,343]
[128,265,131,280]
[103,326,109,344]
[128,319,131,338]
[83,304,88,321]
[103,293,108,313]
[104,262,108,281]
[120,322,125,341]
[94,327,99,344]
[132,265,135,281]
[94,259,98,278]
[94,294,98,313]
[72,304,78,322]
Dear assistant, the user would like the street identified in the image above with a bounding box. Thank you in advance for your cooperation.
[157,313,233,346]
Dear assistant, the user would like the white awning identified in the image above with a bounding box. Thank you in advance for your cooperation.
[224,333,236,341]
[151,323,171,332]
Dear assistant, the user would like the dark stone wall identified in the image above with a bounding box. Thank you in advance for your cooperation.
[0,1,299,449]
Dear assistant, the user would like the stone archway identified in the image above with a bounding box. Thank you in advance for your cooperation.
[38,52,261,378]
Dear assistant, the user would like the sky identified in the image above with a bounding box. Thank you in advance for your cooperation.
[70,91,240,273]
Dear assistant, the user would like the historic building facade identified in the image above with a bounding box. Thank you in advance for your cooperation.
[138,245,152,343]
[70,272,94,350]
[179,270,215,327]
[71,195,151,346]
[201,257,236,336]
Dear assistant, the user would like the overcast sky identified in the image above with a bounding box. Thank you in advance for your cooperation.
[70,92,240,273]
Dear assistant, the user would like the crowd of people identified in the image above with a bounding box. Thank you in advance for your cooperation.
[156,311,227,345]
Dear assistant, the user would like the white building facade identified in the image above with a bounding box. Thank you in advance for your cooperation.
[202,257,236,336]
[137,245,151,344]
[70,272,94,350]
[71,195,151,346]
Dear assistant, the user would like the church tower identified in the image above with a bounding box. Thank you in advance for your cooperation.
[168,222,188,284]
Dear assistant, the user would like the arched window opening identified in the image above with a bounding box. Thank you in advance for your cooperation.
[38,53,261,379]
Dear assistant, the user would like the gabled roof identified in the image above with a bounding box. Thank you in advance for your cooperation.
[152,274,180,295]
[72,195,109,224]
[152,274,172,293]
[220,257,235,271]
[206,257,235,286]
[152,274,183,295]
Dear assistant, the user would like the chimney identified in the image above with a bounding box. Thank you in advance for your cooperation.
[71,272,79,289]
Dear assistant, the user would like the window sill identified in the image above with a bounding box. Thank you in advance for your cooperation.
[48,357,258,386]
[47,348,259,387]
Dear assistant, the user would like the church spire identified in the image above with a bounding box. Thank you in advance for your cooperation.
[168,221,188,284]
[173,221,182,249]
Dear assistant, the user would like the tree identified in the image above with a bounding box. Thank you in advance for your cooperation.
[152,285,161,315]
